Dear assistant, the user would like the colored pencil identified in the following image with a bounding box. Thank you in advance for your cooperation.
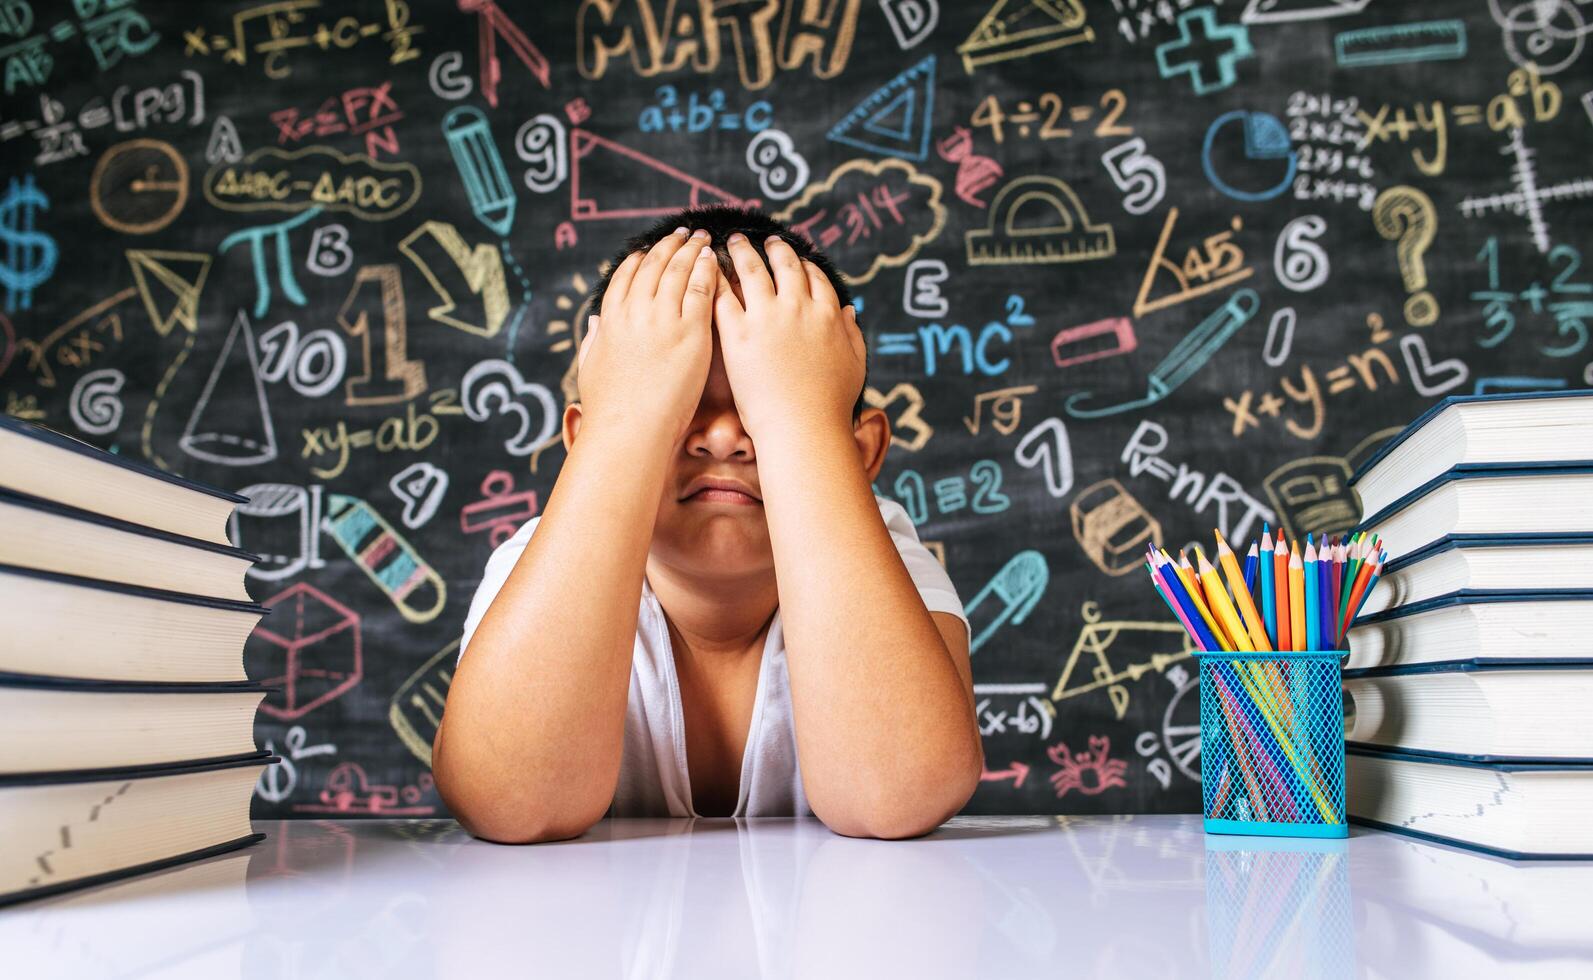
[1260,528,1276,648]
[1351,553,1386,627]
[1343,551,1385,636]
[1228,661,1336,821]
[1213,664,1300,819]
[1312,535,1325,653]
[1136,527,1391,829]
[1209,667,1271,821]
[1151,552,1220,652]
[1148,560,1204,651]
[1274,537,1292,652]
[1171,549,1199,597]
[1329,539,1345,645]
[1314,534,1328,647]
[1288,544,1306,652]
[1173,549,1229,651]
[1177,551,1231,651]
[1198,548,1255,653]
[1216,531,1271,651]
[1318,536,1336,648]
[1146,558,1186,625]
[1336,534,1361,630]
[1304,537,1321,651]
[1339,550,1379,640]
[1350,534,1376,591]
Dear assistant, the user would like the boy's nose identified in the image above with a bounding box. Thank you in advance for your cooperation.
[689,403,754,460]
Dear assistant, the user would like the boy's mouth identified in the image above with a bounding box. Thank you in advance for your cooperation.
[680,475,762,505]
[684,488,761,505]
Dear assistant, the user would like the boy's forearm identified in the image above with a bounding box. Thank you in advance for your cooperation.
[435,418,674,840]
[755,421,983,837]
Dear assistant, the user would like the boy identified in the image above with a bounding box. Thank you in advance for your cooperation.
[434,205,982,841]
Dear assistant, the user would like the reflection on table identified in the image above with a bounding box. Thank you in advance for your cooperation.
[5,814,1592,979]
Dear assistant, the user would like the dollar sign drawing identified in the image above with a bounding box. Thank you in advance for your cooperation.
[0,175,59,313]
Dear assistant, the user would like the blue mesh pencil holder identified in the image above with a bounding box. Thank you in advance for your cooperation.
[1195,649,1349,838]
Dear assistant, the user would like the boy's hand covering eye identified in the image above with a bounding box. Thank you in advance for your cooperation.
[712,233,865,442]
[578,227,718,442]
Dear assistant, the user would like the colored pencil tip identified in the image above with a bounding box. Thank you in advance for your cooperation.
[1246,542,1258,558]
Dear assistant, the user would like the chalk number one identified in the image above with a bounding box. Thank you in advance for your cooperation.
[339,265,427,406]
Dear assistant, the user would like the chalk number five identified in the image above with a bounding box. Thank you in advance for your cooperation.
[1101,138,1166,216]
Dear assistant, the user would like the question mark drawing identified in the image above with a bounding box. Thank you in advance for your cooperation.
[1372,186,1439,327]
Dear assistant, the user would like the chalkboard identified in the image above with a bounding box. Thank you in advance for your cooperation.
[2,0,1589,819]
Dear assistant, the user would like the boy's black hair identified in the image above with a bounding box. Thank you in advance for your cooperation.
[581,204,868,421]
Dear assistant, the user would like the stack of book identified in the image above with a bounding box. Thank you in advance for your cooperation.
[1342,390,1593,859]
[0,416,276,907]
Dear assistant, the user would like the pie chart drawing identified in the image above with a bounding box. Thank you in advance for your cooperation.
[1201,109,1297,202]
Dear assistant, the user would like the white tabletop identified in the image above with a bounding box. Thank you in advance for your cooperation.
[6,814,1591,978]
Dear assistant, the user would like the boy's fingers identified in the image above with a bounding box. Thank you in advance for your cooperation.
[802,258,837,307]
[633,226,692,299]
[712,260,744,307]
[680,243,717,321]
[658,233,709,308]
[724,232,775,303]
[713,270,744,328]
[601,252,643,320]
[763,235,810,299]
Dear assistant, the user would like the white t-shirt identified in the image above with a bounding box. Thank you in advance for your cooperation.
[456,494,971,818]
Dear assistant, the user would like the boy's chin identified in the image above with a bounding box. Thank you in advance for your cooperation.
[653,517,772,571]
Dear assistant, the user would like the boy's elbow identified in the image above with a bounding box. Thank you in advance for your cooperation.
[822,739,983,840]
[824,791,966,840]
[456,806,602,845]
[432,727,607,844]
[439,772,606,844]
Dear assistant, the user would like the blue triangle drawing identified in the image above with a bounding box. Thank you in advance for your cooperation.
[827,55,936,161]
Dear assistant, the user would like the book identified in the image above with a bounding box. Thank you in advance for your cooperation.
[1359,534,1593,616]
[1347,747,1593,859]
[1354,466,1593,563]
[1356,832,1593,955]
[0,673,270,774]
[0,487,257,602]
[0,754,274,907]
[0,414,244,547]
[1343,665,1593,761]
[1345,593,1593,673]
[0,564,264,683]
[1362,896,1593,976]
[0,421,271,909]
[1349,390,1593,522]
[0,850,254,976]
